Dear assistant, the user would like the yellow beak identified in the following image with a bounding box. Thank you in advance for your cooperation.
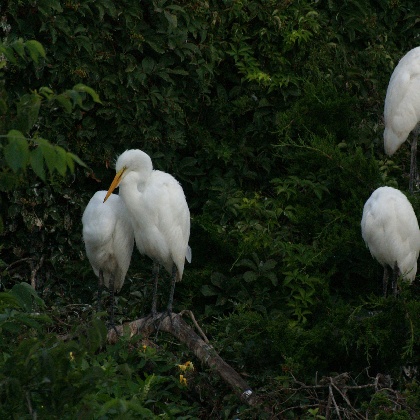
[104,166,126,202]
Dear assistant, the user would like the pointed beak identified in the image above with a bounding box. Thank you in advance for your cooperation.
[104,166,126,202]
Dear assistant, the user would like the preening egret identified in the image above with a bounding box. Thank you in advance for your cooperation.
[104,149,191,317]
[82,191,134,325]
[361,186,420,295]
[384,46,420,193]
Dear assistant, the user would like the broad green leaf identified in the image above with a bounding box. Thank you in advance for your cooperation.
[54,146,68,176]
[39,86,54,98]
[30,147,46,181]
[142,57,155,74]
[15,93,41,133]
[201,285,218,297]
[164,10,177,28]
[73,83,102,104]
[38,142,57,174]
[0,46,17,64]
[67,152,87,168]
[55,93,73,113]
[11,39,25,59]
[243,271,257,283]
[25,40,46,63]
[262,259,277,271]
[0,98,7,114]
[4,130,29,172]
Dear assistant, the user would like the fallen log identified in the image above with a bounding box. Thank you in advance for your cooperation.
[107,311,257,406]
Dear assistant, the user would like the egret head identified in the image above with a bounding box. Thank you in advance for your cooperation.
[104,149,153,202]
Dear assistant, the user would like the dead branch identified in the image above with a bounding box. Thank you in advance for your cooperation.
[107,311,257,406]
[30,255,44,290]
[277,372,414,419]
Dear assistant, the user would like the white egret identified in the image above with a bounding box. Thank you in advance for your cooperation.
[361,186,420,295]
[104,149,191,317]
[384,46,420,193]
[82,190,134,325]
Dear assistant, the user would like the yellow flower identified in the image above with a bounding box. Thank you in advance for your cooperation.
[185,361,194,371]
[142,345,147,353]
[179,374,187,386]
[69,352,75,361]
[177,361,194,372]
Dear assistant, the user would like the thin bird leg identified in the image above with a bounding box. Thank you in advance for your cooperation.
[382,266,389,297]
[409,130,418,194]
[97,269,104,312]
[391,261,399,296]
[151,261,160,318]
[109,273,116,328]
[166,263,178,316]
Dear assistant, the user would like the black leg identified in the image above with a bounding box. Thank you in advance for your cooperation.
[109,273,116,328]
[151,261,160,318]
[383,266,389,297]
[392,261,399,296]
[97,269,104,312]
[167,263,177,315]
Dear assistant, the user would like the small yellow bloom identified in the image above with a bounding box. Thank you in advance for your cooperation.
[185,361,194,371]
[179,374,187,386]
[142,345,147,352]
[178,363,187,372]
[69,352,75,361]
[177,361,194,372]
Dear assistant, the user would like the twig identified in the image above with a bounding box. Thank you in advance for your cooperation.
[5,258,34,271]
[30,255,44,290]
[179,309,210,343]
[329,384,342,420]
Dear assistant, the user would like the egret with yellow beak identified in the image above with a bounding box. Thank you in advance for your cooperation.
[104,149,191,318]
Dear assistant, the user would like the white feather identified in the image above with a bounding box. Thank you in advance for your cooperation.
[384,46,420,156]
[361,186,420,282]
[112,149,191,281]
[82,191,134,292]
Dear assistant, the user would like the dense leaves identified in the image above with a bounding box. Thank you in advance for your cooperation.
[1,0,419,417]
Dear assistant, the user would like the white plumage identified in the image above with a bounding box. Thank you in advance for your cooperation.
[384,46,420,192]
[82,191,134,317]
[361,186,420,294]
[104,149,191,315]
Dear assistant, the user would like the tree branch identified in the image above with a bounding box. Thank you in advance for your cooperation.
[107,312,257,405]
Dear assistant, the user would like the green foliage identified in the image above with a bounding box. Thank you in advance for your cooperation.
[1,0,420,416]
[0,285,200,418]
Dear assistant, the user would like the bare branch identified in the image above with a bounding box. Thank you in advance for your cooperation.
[106,312,257,406]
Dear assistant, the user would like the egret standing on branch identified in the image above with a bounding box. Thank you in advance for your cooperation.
[361,186,420,296]
[82,191,134,326]
[104,149,191,318]
[384,46,420,194]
